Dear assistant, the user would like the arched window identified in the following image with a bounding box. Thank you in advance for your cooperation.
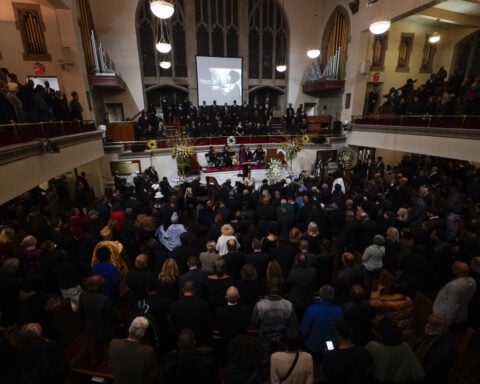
[248,0,287,80]
[321,6,350,80]
[195,0,239,57]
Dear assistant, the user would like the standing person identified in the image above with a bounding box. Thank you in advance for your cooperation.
[270,326,314,384]
[251,277,297,356]
[302,285,343,361]
[69,91,84,120]
[367,86,379,114]
[79,275,117,364]
[109,316,160,384]
[321,319,373,384]
[362,235,385,292]
[433,261,477,331]
[169,281,213,347]
[366,318,425,384]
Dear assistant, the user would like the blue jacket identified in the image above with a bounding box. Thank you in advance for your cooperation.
[301,300,343,354]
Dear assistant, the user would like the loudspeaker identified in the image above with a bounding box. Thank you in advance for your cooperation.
[333,121,343,134]
[131,143,146,152]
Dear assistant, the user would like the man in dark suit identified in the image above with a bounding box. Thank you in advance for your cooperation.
[172,232,195,274]
[270,236,297,281]
[169,281,213,347]
[223,239,244,279]
[244,238,269,279]
[215,286,250,351]
[178,255,207,297]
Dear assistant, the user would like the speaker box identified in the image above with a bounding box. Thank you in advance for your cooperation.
[131,143,146,152]
[333,121,342,134]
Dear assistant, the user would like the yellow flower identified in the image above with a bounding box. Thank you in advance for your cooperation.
[301,134,310,143]
[147,140,157,150]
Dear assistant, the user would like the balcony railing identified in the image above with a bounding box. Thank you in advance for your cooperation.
[353,114,480,129]
[0,120,97,147]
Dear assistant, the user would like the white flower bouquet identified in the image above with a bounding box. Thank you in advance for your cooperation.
[266,158,286,183]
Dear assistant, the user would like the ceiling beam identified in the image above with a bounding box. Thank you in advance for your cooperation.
[419,7,480,27]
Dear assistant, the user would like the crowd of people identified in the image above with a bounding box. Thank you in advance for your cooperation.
[0,67,83,125]
[136,97,313,140]
[137,97,276,140]
[0,153,480,383]
[374,67,479,116]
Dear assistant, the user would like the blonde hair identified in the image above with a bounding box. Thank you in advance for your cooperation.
[221,224,235,236]
[307,222,319,237]
[206,241,216,253]
[397,208,409,222]
[159,258,179,285]
[289,227,302,243]
[386,227,399,241]
[0,227,14,244]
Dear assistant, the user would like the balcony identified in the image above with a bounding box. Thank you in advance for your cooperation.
[349,114,480,162]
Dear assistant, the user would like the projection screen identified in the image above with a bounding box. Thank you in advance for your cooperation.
[196,56,242,106]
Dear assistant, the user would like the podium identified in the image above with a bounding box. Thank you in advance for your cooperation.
[306,115,331,136]
[106,122,136,142]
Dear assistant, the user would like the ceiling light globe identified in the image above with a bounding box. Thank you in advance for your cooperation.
[150,1,175,19]
[429,32,440,44]
[159,61,172,69]
[369,20,391,35]
[307,48,321,59]
[156,42,172,53]
[276,64,287,72]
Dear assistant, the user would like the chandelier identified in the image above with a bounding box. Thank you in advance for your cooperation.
[150,0,175,19]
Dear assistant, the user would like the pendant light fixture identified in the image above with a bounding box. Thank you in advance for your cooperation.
[156,19,171,53]
[428,31,440,44]
[368,0,390,35]
[276,0,287,72]
[306,14,321,59]
[150,0,175,19]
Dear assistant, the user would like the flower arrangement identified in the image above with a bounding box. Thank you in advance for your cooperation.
[266,158,286,183]
[337,146,354,170]
[170,143,194,161]
[281,138,303,161]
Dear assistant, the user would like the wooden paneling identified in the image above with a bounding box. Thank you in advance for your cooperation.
[106,122,135,142]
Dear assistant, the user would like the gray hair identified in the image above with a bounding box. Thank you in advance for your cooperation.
[319,284,335,302]
[128,316,149,340]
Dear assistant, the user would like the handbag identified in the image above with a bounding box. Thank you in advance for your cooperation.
[279,351,299,382]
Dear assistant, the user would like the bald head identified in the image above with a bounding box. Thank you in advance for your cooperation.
[226,286,240,304]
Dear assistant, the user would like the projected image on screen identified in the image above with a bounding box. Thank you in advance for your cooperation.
[196,56,242,106]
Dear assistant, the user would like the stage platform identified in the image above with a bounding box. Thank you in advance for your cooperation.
[199,164,270,185]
